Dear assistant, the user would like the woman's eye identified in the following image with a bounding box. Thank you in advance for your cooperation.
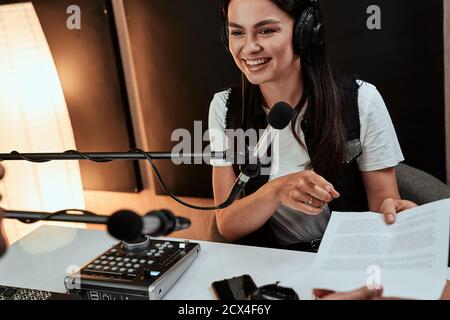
[230,30,244,37]
[259,28,275,35]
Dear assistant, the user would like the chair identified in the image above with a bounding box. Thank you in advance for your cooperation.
[395,163,450,205]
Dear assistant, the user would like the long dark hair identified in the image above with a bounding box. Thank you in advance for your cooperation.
[220,0,347,181]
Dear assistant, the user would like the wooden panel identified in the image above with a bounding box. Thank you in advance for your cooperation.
[122,0,240,198]
[23,0,142,192]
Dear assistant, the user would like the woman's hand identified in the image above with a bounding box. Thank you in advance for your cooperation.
[361,168,417,225]
[271,170,340,215]
[380,198,417,225]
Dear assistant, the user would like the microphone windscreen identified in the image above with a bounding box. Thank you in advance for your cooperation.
[107,210,142,242]
[268,102,294,130]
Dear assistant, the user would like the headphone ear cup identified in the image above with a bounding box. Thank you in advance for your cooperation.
[311,23,324,47]
[293,6,324,57]
[293,6,315,56]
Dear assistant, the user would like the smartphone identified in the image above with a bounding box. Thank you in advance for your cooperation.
[211,274,257,300]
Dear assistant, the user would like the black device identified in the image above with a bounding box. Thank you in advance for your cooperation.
[211,274,258,300]
[0,285,80,301]
[220,0,324,57]
[250,282,300,301]
[65,237,200,300]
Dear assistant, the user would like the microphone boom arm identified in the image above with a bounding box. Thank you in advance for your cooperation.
[0,150,229,162]
[2,208,191,241]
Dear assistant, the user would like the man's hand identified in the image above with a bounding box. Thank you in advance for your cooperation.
[314,287,384,300]
[380,198,417,225]
[314,282,450,300]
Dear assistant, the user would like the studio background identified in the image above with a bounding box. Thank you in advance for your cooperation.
[0,0,448,241]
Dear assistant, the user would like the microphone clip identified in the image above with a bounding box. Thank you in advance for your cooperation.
[239,163,261,180]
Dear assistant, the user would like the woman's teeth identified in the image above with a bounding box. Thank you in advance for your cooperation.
[245,58,270,67]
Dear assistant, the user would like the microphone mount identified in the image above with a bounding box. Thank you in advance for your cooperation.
[2,208,191,244]
[0,150,229,163]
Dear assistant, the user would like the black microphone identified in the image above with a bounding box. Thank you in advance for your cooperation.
[220,102,294,207]
[107,210,191,242]
[3,209,191,242]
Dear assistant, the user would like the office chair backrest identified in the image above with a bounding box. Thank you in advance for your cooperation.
[395,163,450,205]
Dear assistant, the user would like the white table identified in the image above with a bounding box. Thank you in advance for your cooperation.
[0,226,318,300]
[0,226,449,300]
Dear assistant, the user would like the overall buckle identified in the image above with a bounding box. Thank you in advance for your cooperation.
[311,239,322,252]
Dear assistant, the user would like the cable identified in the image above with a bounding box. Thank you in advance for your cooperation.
[10,151,49,163]
[129,149,227,211]
[63,150,112,163]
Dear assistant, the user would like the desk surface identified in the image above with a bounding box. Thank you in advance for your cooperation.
[0,226,449,300]
[0,226,319,300]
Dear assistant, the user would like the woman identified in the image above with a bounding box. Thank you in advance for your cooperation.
[209,0,416,249]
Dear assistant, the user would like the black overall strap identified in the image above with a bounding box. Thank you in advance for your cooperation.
[223,76,368,249]
[327,77,369,213]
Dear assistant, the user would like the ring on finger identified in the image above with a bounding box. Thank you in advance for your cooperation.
[305,196,314,206]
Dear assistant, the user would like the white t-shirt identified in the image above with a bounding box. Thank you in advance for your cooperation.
[208,81,404,244]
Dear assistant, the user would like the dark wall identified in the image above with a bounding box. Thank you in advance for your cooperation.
[0,0,142,192]
[124,0,239,198]
[321,0,446,182]
[124,0,446,199]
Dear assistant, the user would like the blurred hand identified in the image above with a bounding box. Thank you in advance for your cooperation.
[314,287,384,300]
[381,198,417,225]
[440,281,450,300]
[272,170,340,215]
[315,282,450,300]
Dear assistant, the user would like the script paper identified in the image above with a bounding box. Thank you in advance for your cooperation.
[307,199,450,300]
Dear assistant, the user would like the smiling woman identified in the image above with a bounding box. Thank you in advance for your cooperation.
[209,0,416,250]
[226,6,300,90]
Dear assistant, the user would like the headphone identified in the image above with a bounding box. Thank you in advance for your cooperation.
[220,0,325,59]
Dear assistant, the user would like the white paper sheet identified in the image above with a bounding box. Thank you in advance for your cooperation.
[306,199,450,300]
